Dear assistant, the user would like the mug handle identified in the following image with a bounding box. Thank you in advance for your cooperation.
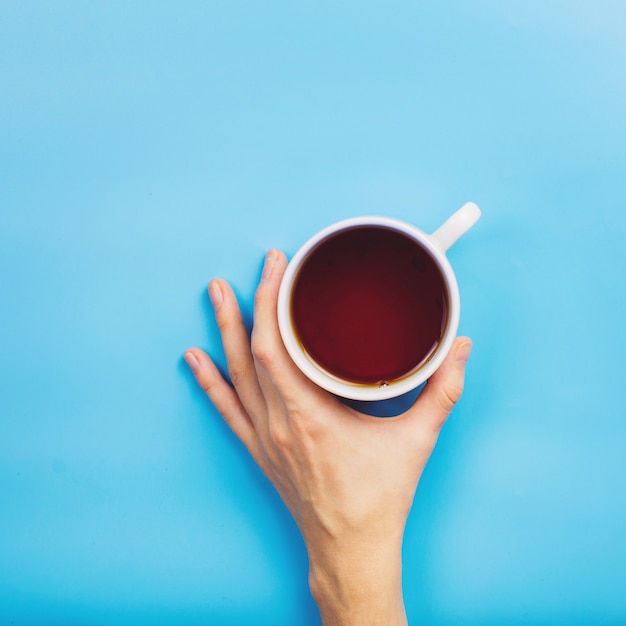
[430,202,481,253]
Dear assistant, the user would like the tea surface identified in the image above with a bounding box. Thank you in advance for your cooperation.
[290,227,448,385]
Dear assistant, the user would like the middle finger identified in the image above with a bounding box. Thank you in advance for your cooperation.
[210,279,268,424]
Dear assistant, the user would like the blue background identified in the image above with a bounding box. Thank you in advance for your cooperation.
[1,1,625,624]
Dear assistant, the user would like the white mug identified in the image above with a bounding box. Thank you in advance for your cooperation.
[277,202,481,401]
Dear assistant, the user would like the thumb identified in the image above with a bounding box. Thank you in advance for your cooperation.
[407,337,472,434]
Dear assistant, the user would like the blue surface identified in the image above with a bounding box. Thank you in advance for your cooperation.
[1,1,625,624]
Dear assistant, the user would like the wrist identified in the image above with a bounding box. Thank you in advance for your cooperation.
[307,534,407,626]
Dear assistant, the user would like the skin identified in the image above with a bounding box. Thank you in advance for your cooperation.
[184,249,472,626]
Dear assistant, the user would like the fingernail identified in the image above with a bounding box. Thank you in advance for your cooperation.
[455,340,472,365]
[262,250,278,282]
[184,351,200,373]
[208,281,223,310]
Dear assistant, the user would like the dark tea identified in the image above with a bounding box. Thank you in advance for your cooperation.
[290,226,449,386]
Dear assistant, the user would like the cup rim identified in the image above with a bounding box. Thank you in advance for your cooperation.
[277,216,460,401]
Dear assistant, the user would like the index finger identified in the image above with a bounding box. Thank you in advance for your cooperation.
[251,250,320,400]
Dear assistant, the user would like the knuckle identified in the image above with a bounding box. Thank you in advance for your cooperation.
[251,332,275,367]
[227,362,249,389]
[292,418,321,449]
[253,286,267,311]
[199,372,222,397]
[437,381,464,415]
[289,407,320,439]
[268,419,289,449]
[215,313,231,334]
[289,410,307,434]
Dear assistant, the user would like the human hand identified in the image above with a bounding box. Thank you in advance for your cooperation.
[184,250,472,626]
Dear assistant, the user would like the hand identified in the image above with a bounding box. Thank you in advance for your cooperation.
[184,250,472,626]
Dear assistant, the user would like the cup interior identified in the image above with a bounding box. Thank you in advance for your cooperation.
[278,217,460,401]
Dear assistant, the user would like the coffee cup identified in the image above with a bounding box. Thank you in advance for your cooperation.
[277,202,481,401]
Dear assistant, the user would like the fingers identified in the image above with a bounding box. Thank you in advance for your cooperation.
[250,250,288,368]
[209,279,267,419]
[251,250,315,400]
[406,337,472,435]
[184,347,258,454]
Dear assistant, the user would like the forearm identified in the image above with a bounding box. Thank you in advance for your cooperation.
[307,536,407,626]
